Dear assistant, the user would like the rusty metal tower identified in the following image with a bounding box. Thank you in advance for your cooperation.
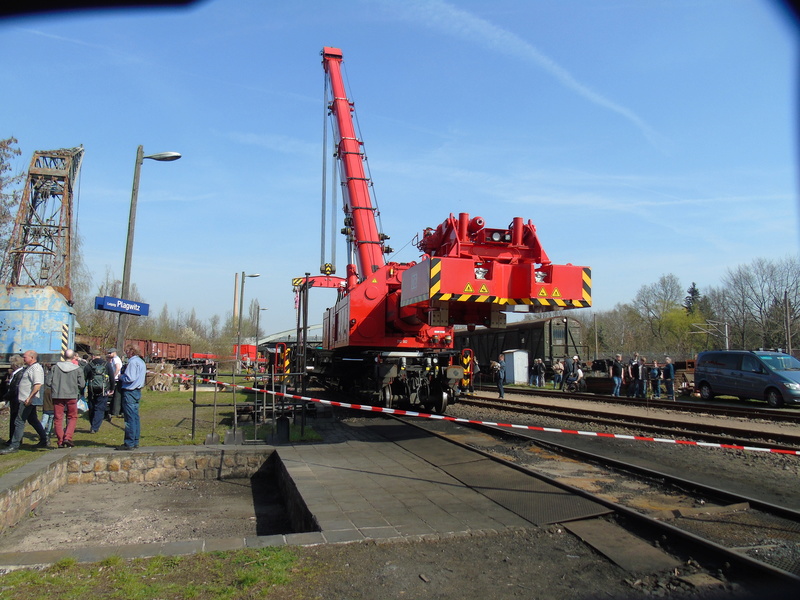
[1,146,84,302]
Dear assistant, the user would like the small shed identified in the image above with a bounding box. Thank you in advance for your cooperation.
[503,349,529,385]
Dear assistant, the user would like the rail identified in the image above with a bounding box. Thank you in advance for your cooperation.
[471,382,800,424]
[459,395,800,450]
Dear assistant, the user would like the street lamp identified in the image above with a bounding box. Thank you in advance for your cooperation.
[235,272,260,370]
[230,272,259,443]
[116,145,182,352]
[255,303,269,366]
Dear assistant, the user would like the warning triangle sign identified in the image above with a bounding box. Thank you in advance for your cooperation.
[479,284,489,294]
[537,287,548,297]
[464,283,475,293]
[552,287,561,297]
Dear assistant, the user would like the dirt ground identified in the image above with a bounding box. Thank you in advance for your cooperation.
[274,529,770,600]
[0,478,289,551]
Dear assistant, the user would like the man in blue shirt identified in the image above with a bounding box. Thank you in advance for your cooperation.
[117,345,146,450]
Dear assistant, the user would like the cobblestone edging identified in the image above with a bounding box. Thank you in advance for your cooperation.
[0,447,313,535]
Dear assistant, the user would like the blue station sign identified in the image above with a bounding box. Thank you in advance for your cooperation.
[94,296,150,317]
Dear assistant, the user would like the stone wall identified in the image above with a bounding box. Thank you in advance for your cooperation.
[0,447,290,535]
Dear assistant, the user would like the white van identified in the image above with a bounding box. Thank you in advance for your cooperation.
[694,350,800,408]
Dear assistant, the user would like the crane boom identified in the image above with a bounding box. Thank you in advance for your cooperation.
[322,47,385,280]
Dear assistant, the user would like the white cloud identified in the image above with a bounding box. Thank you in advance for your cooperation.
[378,0,663,147]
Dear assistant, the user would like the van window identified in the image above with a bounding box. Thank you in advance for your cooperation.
[700,352,739,369]
[759,354,800,371]
[740,355,762,373]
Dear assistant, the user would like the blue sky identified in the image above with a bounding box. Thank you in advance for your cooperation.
[2,0,797,335]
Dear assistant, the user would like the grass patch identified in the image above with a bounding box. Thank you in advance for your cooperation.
[0,547,301,600]
[0,377,322,475]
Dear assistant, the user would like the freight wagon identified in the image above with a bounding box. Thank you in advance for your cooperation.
[75,334,191,364]
[453,316,588,374]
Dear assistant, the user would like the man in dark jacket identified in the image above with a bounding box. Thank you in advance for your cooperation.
[560,356,575,390]
[663,357,676,401]
[3,354,25,445]
[84,351,116,434]
[495,353,506,399]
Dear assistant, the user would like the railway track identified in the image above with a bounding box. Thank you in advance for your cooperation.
[459,394,800,450]
[472,384,800,424]
[395,414,800,588]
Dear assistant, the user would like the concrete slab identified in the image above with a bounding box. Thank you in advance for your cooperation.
[565,518,681,574]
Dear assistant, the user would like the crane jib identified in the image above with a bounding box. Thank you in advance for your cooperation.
[322,48,386,277]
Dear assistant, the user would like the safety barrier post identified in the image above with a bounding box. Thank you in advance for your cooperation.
[190,368,197,440]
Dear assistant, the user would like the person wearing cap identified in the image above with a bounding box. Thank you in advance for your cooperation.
[107,348,123,419]
[569,356,582,391]
[117,344,146,450]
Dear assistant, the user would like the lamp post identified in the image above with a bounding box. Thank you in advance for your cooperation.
[116,145,181,352]
[235,272,260,371]
[255,303,269,367]
[230,272,259,442]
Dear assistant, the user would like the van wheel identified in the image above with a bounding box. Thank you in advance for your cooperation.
[766,389,784,408]
[699,383,714,401]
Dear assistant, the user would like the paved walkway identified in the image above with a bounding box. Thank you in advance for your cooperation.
[0,413,609,568]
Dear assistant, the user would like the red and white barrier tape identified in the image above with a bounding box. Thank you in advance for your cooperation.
[168,373,800,457]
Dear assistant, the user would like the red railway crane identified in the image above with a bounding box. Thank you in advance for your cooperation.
[307,47,591,411]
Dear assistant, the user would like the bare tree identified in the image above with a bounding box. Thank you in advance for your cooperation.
[631,274,684,351]
[718,256,800,349]
[0,137,23,260]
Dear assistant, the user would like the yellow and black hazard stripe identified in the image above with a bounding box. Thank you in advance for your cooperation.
[580,267,592,307]
[61,323,70,358]
[279,347,292,384]
[430,261,592,308]
[460,350,473,388]
[429,258,443,298]
[430,258,496,302]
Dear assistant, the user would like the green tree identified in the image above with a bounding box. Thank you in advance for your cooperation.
[683,282,701,314]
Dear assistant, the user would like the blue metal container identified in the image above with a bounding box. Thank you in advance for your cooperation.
[0,286,75,363]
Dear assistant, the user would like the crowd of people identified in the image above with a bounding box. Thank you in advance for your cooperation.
[490,353,585,397]
[609,353,676,401]
[485,352,676,401]
[0,345,147,454]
